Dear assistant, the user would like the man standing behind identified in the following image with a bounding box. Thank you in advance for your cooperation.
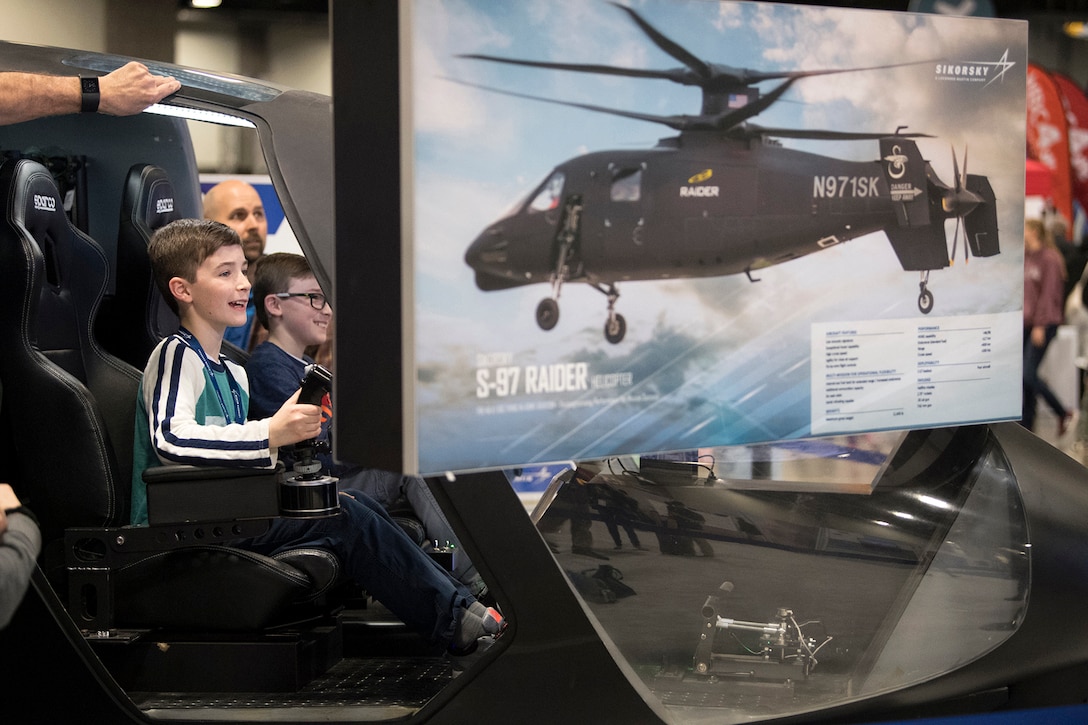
[203,179,267,350]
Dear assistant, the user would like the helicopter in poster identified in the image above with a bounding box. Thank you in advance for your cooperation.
[462,2,1000,345]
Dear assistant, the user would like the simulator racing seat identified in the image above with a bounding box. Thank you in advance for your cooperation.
[97,162,250,367]
[96,163,180,369]
[0,159,343,673]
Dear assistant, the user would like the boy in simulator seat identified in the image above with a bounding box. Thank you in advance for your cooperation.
[244,252,488,599]
[130,218,502,654]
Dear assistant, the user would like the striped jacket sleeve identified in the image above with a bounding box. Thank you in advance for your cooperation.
[143,336,276,468]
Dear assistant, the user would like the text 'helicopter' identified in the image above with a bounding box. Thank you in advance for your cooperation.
[461,2,1000,344]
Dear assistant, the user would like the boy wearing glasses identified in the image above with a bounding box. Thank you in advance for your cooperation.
[245,253,489,599]
[132,221,501,653]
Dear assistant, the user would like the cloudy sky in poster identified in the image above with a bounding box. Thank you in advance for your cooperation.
[406,0,1028,474]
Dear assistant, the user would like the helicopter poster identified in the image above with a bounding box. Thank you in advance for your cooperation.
[404,0,1027,475]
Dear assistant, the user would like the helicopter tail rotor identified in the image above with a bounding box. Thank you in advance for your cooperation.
[941,145,999,264]
[879,137,999,315]
[943,145,980,266]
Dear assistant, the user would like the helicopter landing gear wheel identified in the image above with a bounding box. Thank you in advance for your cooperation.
[536,194,580,333]
[918,273,933,315]
[918,288,933,314]
[536,297,560,330]
[600,283,625,343]
[604,313,627,344]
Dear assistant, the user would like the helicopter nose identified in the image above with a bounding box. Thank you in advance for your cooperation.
[465,226,509,271]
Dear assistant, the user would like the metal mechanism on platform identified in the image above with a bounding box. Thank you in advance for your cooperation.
[693,581,833,681]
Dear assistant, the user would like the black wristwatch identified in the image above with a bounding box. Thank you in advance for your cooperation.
[3,505,38,526]
[79,76,100,113]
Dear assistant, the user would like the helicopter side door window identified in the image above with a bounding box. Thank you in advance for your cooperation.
[528,172,565,213]
[610,167,642,202]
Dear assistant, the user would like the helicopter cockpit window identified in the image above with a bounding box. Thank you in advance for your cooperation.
[610,167,642,202]
[528,172,564,213]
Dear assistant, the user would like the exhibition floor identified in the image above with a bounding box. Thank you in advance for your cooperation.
[1034,406,1087,464]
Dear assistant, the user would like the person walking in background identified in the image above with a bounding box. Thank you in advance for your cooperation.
[1023,218,1073,436]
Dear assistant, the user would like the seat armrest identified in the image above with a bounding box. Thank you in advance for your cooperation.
[66,518,274,564]
[145,462,284,525]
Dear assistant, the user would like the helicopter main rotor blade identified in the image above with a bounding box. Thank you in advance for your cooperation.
[457,54,692,85]
[460,53,934,95]
[747,125,934,140]
[742,60,936,85]
[609,1,712,80]
[443,77,702,130]
[612,2,935,91]
[446,77,939,139]
[459,0,940,124]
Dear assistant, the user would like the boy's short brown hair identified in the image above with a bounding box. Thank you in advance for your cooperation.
[251,252,316,329]
[148,219,241,314]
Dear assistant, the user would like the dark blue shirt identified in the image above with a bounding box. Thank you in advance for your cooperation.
[246,341,347,475]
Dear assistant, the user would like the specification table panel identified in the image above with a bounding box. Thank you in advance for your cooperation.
[811,312,1021,435]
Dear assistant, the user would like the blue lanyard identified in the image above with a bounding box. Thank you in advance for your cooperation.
[176,327,245,424]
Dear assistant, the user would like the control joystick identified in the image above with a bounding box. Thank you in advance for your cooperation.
[279,363,340,518]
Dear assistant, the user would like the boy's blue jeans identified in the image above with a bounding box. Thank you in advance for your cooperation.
[337,467,480,586]
[235,488,471,645]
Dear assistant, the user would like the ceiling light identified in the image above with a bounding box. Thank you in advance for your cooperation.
[142,103,255,128]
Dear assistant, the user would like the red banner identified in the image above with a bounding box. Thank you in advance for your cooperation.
[1027,63,1073,226]
[1052,72,1088,221]
[1026,159,1053,197]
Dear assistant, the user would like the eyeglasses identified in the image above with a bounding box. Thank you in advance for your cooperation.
[274,292,328,310]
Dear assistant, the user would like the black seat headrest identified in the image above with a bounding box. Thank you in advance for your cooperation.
[99,163,183,368]
[124,163,178,234]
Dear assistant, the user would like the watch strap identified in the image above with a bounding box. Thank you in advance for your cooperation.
[3,505,38,526]
[79,76,100,113]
